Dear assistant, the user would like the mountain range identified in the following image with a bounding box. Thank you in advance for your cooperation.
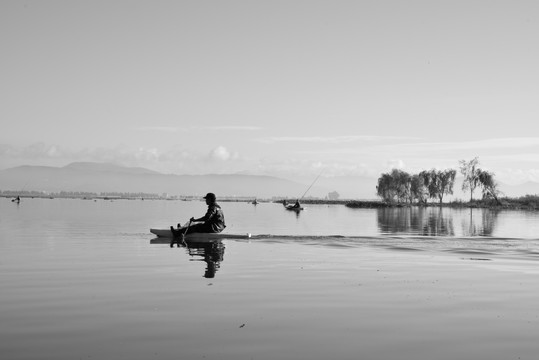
[1,162,537,200]
[0,162,377,199]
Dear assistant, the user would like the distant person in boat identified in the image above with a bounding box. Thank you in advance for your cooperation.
[171,192,226,236]
[283,199,301,208]
[283,199,301,210]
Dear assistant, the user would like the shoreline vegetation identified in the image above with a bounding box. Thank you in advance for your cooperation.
[3,191,539,211]
[344,196,539,211]
[297,197,539,211]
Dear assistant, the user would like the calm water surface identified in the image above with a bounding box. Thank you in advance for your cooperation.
[2,198,539,360]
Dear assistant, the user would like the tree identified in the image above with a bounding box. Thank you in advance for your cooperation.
[419,169,456,204]
[410,174,428,204]
[477,169,502,204]
[459,157,481,202]
[377,172,396,203]
[419,169,438,202]
[436,169,457,204]
[376,169,412,203]
[391,169,411,203]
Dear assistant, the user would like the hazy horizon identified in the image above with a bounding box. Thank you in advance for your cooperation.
[2,1,539,186]
[3,161,539,200]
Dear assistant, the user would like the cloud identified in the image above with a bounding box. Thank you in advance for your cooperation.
[496,168,539,184]
[387,159,405,170]
[0,143,166,166]
[255,135,414,144]
[4,138,539,185]
[208,146,240,162]
[387,137,539,153]
[283,137,539,158]
[134,126,179,132]
[197,126,263,131]
[459,138,539,150]
[0,142,67,159]
[209,146,230,161]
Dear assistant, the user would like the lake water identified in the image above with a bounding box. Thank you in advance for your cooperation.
[2,198,539,360]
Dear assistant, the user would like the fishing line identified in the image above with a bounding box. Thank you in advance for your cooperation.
[299,169,324,200]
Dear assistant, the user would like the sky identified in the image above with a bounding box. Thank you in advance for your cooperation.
[1,0,539,185]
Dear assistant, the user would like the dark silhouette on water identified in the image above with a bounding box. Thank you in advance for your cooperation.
[283,199,302,210]
[170,192,226,247]
[171,193,226,234]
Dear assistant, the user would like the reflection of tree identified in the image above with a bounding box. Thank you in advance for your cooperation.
[461,208,499,236]
[377,207,421,234]
[420,208,455,236]
[377,207,455,236]
[180,240,225,278]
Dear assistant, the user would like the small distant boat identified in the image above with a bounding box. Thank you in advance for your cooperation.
[285,204,304,211]
[252,199,259,205]
[12,196,21,203]
[283,201,304,211]
[282,171,321,212]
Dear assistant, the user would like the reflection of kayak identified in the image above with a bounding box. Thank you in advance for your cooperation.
[150,228,252,239]
[151,236,247,244]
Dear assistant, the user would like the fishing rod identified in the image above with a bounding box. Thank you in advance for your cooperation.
[20,182,28,192]
[299,169,324,200]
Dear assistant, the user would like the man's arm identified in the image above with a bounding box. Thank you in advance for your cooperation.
[191,207,215,223]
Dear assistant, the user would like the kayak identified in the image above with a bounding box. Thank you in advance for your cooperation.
[150,228,252,239]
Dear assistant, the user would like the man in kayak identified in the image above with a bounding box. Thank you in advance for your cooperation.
[171,192,226,237]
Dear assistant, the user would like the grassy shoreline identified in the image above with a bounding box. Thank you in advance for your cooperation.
[277,195,539,211]
[5,193,539,211]
[344,195,539,211]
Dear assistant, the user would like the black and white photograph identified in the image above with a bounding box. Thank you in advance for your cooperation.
[2,1,539,359]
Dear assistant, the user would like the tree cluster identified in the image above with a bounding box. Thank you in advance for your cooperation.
[376,157,501,205]
[376,168,456,204]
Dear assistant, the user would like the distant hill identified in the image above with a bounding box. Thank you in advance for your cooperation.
[0,162,325,198]
[63,162,161,175]
[499,181,539,198]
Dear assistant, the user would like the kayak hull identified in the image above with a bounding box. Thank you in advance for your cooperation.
[150,228,251,239]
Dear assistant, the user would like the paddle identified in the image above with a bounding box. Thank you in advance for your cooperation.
[170,219,192,248]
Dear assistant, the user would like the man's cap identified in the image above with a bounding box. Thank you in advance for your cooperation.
[203,192,216,201]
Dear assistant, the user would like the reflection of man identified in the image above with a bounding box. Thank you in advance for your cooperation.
[184,240,225,278]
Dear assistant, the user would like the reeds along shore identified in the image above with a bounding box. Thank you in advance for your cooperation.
[5,193,539,210]
[345,195,539,211]
[270,195,539,210]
